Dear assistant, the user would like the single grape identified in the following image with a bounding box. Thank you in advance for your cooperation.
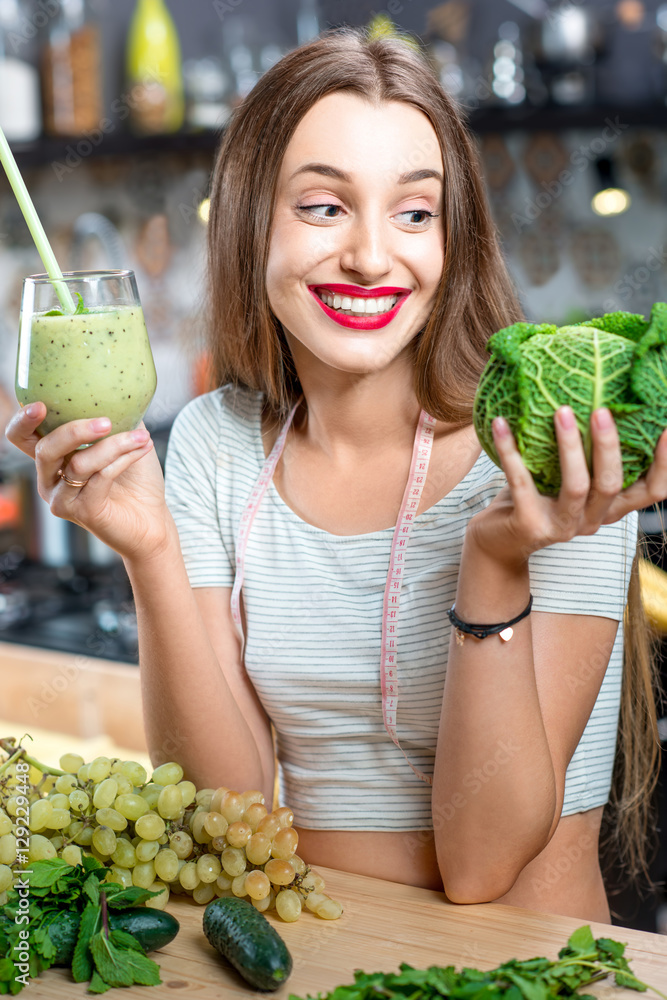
[49,835,64,852]
[196,854,222,883]
[231,873,248,897]
[264,859,295,886]
[226,821,251,849]
[216,871,233,891]
[55,775,78,795]
[76,763,91,783]
[289,854,307,875]
[305,891,328,913]
[209,787,229,813]
[191,811,212,845]
[59,752,84,773]
[28,835,56,861]
[169,830,194,859]
[111,839,137,869]
[246,832,271,865]
[245,869,271,901]
[120,760,148,786]
[276,888,302,922]
[252,889,275,912]
[48,793,70,810]
[195,788,214,809]
[243,803,268,831]
[179,862,200,891]
[157,784,184,820]
[220,791,245,823]
[113,774,133,796]
[132,861,156,889]
[301,870,325,892]
[61,844,83,867]
[135,812,166,840]
[257,814,281,839]
[92,778,118,810]
[273,806,294,828]
[115,793,149,822]
[92,826,117,856]
[69,789,90,813]
[316,897,343,920]
[135,839,160,862]
[139,784,163,810]
[95,808,127,832]
[209,835,228,853]
[0,812,11,836]
[203,811,228,838]
[145,881,170,909]
[193,882,216,905]
[48,808,71,830]
[271,827,298,859]
[177,780,197,808]
[154,849,180,882]
[88,757,112,783]
[4,797,21,818]
[107,865,133,890]
[0,865,13,893]
[152,762,184,786]
[73,825,94,846]
[220,847,246,877]
[28,799,53,832]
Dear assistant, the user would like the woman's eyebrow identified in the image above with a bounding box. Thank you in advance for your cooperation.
[289,163,443,185]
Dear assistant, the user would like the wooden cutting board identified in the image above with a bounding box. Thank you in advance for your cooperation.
[18,866,667,997]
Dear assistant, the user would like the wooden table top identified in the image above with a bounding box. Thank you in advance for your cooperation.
[21,866,667,997]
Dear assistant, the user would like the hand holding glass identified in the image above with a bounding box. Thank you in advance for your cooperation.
[15,270,157,438]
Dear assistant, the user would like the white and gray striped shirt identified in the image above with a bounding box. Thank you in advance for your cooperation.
[164,385,638,830]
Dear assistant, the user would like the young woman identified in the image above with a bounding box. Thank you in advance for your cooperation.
[7,29,664,922]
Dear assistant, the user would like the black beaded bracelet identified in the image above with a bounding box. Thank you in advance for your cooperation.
[447,594,533,644]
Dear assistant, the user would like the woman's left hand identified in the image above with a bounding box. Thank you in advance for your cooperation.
[468,404,667,568]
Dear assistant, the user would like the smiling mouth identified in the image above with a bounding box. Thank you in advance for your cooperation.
[314,289,400,317]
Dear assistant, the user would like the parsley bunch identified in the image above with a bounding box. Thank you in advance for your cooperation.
[290,925,667,1000]
[0,858,162,995]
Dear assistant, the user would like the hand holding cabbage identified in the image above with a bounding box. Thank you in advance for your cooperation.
[473,304,667,496]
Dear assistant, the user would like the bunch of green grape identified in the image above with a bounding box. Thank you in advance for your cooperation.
[0,744,342,922]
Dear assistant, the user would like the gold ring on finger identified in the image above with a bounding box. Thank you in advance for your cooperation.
[57,468,89,488]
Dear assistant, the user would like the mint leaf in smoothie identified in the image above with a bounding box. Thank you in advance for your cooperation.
[44,292,89,317]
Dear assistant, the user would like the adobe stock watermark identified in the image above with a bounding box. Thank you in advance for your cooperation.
[213,0,245,21]
[530,832,594,896]
[50,71,162,181]
[602,245,667,312]
[10,759,32,990]
[511,117,629,233]
[5,0,60,54]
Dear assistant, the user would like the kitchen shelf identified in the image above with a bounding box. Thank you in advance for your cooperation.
[5,102,667,171]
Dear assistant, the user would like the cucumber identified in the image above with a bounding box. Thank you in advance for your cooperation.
[203,896,293,991]
[48,907,180,965]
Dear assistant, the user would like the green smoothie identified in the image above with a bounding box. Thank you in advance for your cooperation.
[15,304,157,436]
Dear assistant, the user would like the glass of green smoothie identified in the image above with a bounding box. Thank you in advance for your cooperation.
[15,270,157,439]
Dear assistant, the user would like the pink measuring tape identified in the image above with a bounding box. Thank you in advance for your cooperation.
[231,401,437,785]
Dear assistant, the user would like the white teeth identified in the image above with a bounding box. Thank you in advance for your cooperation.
[317,290,399,316]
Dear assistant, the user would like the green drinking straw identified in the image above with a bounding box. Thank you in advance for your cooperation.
[0,123,76,314]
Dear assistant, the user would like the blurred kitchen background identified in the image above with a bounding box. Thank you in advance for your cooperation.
[1,0,667,929]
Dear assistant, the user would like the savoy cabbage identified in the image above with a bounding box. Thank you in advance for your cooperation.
[472,303,667,496]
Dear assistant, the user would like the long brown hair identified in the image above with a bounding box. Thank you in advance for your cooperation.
[206,27,660,884]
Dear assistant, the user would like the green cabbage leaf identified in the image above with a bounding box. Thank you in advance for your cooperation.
[472,303,667,496]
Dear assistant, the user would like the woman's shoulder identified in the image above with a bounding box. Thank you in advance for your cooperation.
[169,383,263,450]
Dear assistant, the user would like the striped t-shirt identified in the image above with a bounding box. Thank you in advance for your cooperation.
[164,385,638,831]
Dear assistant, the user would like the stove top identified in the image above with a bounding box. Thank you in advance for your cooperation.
[0,558,138,664]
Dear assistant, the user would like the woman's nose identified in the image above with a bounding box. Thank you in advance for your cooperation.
[339,215,392,282]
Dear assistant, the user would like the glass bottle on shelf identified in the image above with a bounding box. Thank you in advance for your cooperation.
[0,0,41,142]
[126,0,184,135]
[41,0,103,137]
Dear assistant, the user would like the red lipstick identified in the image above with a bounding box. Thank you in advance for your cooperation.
[308,284,412,330]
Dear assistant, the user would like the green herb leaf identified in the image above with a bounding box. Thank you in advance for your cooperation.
[102,886,160,909]
[88,970,112,994]
[71,901,100,983]
[89,930,161,988]
[28,859,74,889]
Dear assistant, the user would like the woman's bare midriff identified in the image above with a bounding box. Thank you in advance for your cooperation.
[296,806,610,922]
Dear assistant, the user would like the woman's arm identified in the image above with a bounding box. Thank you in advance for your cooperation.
[125,529,275,803]
[433,405,667,902]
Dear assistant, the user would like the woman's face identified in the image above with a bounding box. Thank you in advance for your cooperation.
[266,92,445,378]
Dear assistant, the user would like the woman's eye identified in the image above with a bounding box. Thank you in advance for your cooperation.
[395,209,438,227]
[297,204,343,220]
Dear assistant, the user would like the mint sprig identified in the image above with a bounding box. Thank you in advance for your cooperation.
[0,858,162,994]
[289,924,667,1000]
[44,291,89,316]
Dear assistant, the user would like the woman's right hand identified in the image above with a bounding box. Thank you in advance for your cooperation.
[5,402,172,562]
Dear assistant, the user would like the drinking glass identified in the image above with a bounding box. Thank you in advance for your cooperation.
[15,270,157,438]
